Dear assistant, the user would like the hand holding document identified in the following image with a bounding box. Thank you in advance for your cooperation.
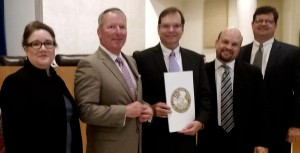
[164,71,195,133]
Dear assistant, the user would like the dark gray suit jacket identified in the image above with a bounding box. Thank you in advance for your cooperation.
[133,44,211,153]
[198,60,269,153]
[238,40,300,149]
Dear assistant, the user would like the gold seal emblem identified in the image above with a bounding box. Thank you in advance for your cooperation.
[170,87,191,113]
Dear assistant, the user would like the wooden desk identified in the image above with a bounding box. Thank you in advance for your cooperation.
[0,66,21,87]
[293,141,300,153]
[0,66,86,153]
[54,67,87,153]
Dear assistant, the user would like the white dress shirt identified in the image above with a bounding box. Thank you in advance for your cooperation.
[160,43,183,72]
[215,59,235,126]
[250,38,274,77]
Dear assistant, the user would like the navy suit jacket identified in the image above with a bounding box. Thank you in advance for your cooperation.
[198,60,269,153]
[238,40,300,144]
[133,44,211,153]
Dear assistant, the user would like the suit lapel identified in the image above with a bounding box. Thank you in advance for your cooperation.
[123,53,140,100]
[181,48,191,71]
[233,62,243,104]
[152,44,168,73]
[264,40,282,80]
[205,61,218,119]
[122,52,139,79]
[97,49,135,101]
[242,41,282,80]
[241,43,253,63]
[206,61,217,99]
[173,47,196,71]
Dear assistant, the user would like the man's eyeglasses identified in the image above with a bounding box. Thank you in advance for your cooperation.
[26,41,56,49]
[254,19,274,24]
[159,24,183,30]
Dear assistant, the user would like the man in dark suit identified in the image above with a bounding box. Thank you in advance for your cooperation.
[75,8,152,153]
[238,6,300,153]
[198,27,269,153]
[133,7,211,153]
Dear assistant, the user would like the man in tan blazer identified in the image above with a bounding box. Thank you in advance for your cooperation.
[75,8,153,153]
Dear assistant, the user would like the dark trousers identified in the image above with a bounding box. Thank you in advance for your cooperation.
[197,127,253,153]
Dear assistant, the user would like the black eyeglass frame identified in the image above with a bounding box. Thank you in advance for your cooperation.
[25,41,56,49]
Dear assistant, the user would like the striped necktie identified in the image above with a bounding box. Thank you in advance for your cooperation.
[221,65,234,133]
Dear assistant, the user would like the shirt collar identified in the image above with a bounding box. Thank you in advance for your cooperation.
[160,42,180,58]
[215,58,235,70]
[253,37,274,47]
[99,45,122,61]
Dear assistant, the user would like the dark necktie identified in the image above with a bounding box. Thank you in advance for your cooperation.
[253,44,263,69]
[169,51,180,72]
[221,65,234,133]
[115,57,136,99]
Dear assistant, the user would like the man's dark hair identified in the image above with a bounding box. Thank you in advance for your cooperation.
[252,6,279,24]
[158,7,185,26]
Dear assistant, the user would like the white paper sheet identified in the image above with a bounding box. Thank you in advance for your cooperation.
[164,71,195,133]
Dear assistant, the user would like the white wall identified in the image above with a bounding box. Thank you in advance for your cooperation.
[4,0,37,56]
[4,0,145,56]
[145,0,160,49]
[4,0,299,56]
[146,0,204,54]
[282,0,300,46]
[180,0,204,53]
[43,0,145,56]
[237,0,256,45]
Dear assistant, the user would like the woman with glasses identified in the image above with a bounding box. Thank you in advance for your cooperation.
[0,21,82,153]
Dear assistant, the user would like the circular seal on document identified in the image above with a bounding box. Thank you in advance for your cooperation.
[170,87,191,113]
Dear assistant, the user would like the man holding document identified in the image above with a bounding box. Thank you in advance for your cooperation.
[133,7,211,153]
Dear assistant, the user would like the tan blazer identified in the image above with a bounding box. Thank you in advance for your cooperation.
[75,47,143,153]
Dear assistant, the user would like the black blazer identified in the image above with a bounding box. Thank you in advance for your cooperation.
[198,60,269,153]
[238,40,300,144]
[133,44,211,153]
[0,60,83,153]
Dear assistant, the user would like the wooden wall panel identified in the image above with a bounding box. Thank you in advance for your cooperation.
[293,141,300,153]
[203,0,228,48]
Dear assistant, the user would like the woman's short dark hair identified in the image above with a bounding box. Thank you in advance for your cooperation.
[22,21,57,47]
